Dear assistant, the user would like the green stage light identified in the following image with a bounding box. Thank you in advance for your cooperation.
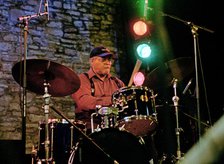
[136,43,151,58]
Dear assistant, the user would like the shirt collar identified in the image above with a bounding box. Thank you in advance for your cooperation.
[87,68,112,79]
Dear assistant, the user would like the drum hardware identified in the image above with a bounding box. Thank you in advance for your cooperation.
[11,35,123,164]
[149,89,158,122]
[14,1,50,157]
[73,120,87,134]
[49,120,56,161]
[91,105,119,133]
[91,112,99,133]
[42,81,52,163]
[98,106,119,129]
[118,124,126,131]
[90,105,102,133]
[70,125,74,149]
[172,78,184,162]
[158,154,177,164]
[11,59,81,164]
[36,118,86,164]
[180,111,210,128]
[112,86,158,137]
[68,142,80,164]
[33,83,55,164]
[113,93,128,112]
[31,145,38,164]
[50,106,119,164]
[133,89,139,116]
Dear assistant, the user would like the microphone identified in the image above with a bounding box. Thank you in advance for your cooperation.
[182,78,193,95]
[44,0,49,21]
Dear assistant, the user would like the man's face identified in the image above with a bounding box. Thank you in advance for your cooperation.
[91,56,114,76]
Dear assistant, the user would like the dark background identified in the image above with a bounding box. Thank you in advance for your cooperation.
[119,0,224,159]
[120,0,224,125]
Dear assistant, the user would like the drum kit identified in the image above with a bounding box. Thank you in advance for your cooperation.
[11,57,195,164]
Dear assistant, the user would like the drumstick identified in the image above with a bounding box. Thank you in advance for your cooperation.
[128,59,142,87]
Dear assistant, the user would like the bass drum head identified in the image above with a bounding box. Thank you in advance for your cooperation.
[71,128,150,164]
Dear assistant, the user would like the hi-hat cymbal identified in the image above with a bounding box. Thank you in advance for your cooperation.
[144,57,194,90]
[12,59,80,97]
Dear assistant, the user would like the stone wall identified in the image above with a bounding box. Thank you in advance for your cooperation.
[0,0,125,153]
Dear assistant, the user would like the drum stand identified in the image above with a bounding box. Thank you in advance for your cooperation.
[171,79,184,163]
[42,81,54,164]
[149,89,158,121]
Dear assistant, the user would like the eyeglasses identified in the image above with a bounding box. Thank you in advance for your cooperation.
[94,56,114,63]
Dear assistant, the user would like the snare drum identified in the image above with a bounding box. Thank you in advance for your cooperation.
[37,119,86,164]
[68,128,150,164]
[112,86,158,137]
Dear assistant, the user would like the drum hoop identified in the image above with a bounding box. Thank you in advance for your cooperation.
[121,115,155,122]
[39,118,75,124]
[113,86,150,96]
[98,107,119,115]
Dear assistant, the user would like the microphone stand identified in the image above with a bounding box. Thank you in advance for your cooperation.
[21,18,28,161]
[148,7,214,140]
[17,2,49,160]
[191,24,202,139]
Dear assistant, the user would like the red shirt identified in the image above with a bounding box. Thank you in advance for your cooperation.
[71,68,125,113]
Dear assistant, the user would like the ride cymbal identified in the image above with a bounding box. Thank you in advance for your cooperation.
[12,59,80,97]
[144,57,194,90]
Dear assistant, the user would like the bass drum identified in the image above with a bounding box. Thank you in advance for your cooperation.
[68,128,150,164]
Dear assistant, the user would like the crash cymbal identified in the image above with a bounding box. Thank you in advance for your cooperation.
[12,59,80,97]
[144,57,194,89]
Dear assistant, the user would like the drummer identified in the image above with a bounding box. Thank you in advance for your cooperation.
[71,46,125,134]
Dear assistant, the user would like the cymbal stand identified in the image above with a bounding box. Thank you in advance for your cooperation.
[16,1,49,159]
[42,81,53,164]
[149,89,158,121]
[172,79,183,162]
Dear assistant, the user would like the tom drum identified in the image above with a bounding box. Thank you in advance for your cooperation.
[112,86,158,137]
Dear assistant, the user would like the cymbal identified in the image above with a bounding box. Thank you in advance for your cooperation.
[144,57,194,89]
[12,59,80,97]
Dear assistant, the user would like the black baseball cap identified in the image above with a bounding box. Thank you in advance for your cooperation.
[90,46,117,59]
